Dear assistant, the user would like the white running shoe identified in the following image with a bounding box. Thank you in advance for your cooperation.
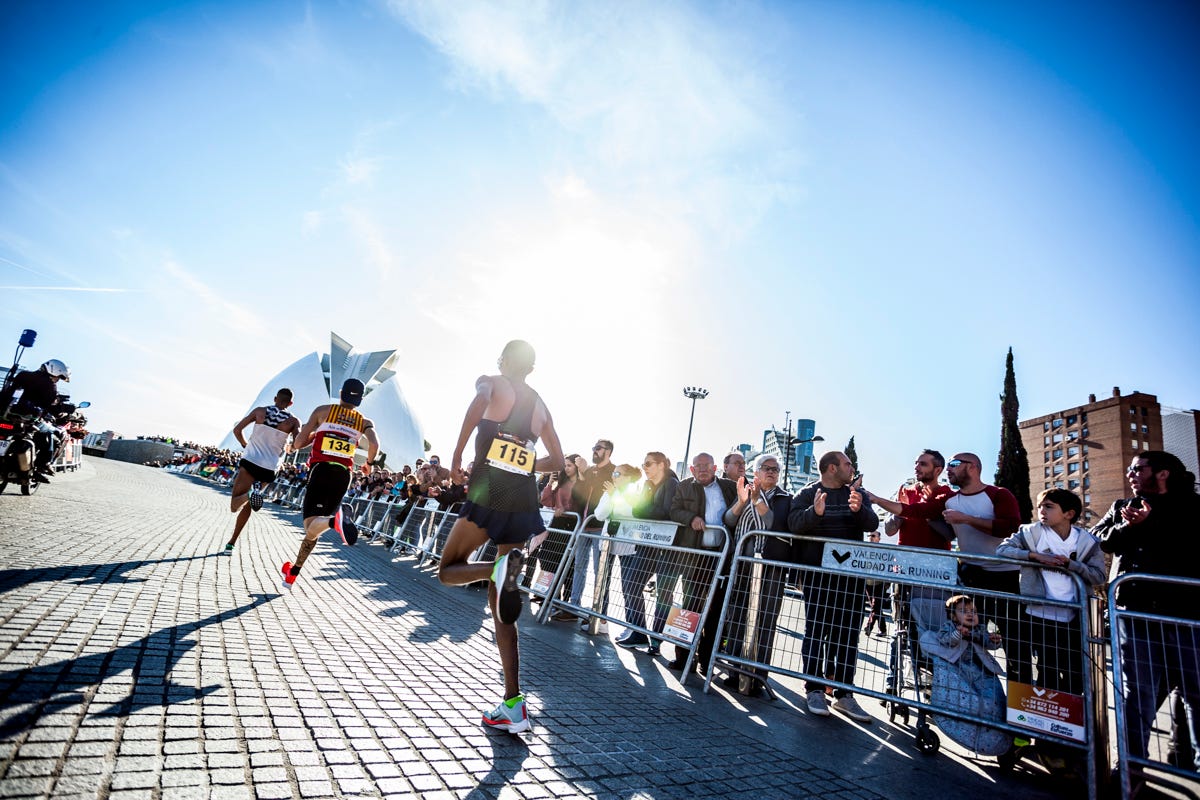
[491,550,526,625]
[481,694,530,734]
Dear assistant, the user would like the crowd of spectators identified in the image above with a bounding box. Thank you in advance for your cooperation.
[167,428,1197,782]
[145,442,241,472]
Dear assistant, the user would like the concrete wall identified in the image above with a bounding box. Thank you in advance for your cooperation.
[104,439,176,465]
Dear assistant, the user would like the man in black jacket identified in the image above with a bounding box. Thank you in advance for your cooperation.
[1095,450,1200,775]
[666,452,736,672]
[789,450,878,722]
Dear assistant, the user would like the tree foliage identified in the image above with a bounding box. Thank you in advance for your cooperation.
[845,436,858,474]
[995,347,1034,523]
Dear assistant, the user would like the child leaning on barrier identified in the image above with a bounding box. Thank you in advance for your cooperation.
[919,594,1012,756]
[996,488,1107,695]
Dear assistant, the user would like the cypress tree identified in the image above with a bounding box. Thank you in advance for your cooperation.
[995,347,1034,523]
[845,436,858,475]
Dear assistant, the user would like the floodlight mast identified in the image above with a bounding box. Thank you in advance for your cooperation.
[681,386,709,470]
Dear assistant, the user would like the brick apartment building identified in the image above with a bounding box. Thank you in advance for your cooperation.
[1017,387,1200,524]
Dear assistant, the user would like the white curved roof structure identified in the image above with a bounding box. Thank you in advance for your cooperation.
[220,333,426,468]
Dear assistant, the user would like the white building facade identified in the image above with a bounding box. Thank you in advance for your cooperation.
[220,333,426,468]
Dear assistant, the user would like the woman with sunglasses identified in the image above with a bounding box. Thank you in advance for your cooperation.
[614,452,680,654]
[719,454,793,696]
[582,463,642,634]
[533,454,583,603]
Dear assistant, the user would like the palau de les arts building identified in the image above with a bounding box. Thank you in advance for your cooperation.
[220,333,426,469]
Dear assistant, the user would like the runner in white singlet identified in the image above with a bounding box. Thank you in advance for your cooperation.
[225,389,301,553]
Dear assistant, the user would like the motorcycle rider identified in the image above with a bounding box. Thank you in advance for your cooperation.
[0,359,71,482]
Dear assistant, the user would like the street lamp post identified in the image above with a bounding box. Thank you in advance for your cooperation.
[781,411,823,492]
[681,386,709,470]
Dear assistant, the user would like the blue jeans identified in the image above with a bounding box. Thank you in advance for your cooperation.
[620,548,652,629]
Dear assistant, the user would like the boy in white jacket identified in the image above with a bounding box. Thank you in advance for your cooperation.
[996,488,1106,695]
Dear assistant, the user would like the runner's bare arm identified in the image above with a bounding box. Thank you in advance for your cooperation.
[450,377,493,475]
[291,406,325,451]
[361,423,380,475]
[231,407,265,448]
[532,403,565,473]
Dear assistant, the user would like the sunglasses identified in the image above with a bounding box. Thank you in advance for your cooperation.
[758,465,780,473]
[612,471,622,479]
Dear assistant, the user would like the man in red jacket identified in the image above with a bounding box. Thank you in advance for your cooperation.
[869,452,1022,665]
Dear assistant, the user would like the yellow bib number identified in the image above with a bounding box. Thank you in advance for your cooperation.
[486,437,534,475]
[320,436,356,458]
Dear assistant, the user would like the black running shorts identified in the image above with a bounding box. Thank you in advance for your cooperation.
[460,501,546,545]
[238,459,276,484]
[302,462,352,518]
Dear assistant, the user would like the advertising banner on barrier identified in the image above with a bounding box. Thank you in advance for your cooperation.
[819,542,958,586]
[616,519,677,545]
[532,571,555,595]
[539,508,555,526]
[663,608,699,643]
[1006,682,1085,742]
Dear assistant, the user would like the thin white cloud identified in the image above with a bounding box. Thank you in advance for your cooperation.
[341,206,396,280]
[339,155,380,185]
[389,1,783,168]
[387,1,799,244]
[302,210,323,234]
[163,260,269,338]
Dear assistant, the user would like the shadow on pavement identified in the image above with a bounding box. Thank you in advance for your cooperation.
[0,593,277,740]
[462,733,529,799]
[0,554,221,593]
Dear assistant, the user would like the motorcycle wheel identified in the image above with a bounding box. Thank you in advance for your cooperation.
[21,478,38,495]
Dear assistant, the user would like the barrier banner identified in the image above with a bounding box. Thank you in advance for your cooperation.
[819,541,957,586]
[1007,682,1085,742]
[615,519,677,545]
[663,608,700,644]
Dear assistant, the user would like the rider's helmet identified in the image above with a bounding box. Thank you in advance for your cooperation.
[39,359,70,381]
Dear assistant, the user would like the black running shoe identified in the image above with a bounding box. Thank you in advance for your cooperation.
[249,487,264,512]
[331,504,358,545]
[492,549,526,625]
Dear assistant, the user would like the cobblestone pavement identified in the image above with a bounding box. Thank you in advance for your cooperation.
[0,458,1080,799]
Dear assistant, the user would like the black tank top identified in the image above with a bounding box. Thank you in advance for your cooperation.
[467,377,541,512]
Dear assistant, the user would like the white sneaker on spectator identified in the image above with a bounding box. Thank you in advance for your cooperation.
[806,690,831,717]
[833,695,872,723]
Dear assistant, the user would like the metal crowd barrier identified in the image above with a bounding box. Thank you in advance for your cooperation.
[50,439,83,473]
[708,532,1102,798]
[521,510,581,605]
[412,503,461,566]
[1107,573,1200,799]
[389,504,437,556]
[538,514,729,684]
[348,497,405,544]
[258,478,305,509]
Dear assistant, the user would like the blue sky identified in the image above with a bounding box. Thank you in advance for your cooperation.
[2,0,1198,494]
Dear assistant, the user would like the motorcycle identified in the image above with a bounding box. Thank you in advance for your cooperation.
[0,410,44,495]
[0,401,89,495]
